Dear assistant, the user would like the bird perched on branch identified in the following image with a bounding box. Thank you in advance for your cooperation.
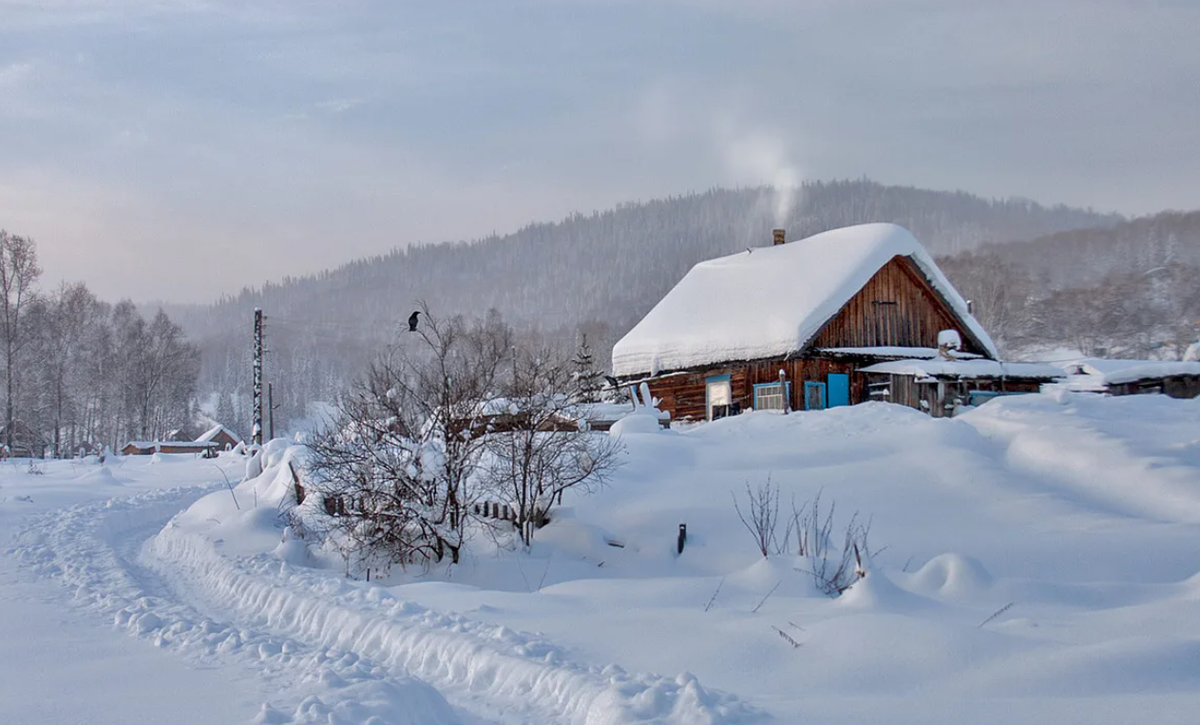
[408,310,420,332]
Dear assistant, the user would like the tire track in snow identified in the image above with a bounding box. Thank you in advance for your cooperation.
[7,485,483,725]
[10,486,763,724]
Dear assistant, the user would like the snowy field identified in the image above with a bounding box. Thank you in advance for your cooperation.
[4,392,1200,723]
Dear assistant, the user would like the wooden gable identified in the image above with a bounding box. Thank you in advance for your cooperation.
[809,255,991,357]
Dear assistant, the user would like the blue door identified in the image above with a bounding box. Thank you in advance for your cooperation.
[827,373,850,408]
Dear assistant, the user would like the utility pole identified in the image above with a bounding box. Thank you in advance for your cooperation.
[253,308,263,446]
[268,382,275,441]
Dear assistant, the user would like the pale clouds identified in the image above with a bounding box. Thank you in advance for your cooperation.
[1,0,1197,303]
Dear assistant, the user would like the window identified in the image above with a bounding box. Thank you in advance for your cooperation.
[804,381,827,410]
[706,375,733,421]
[753,382,790,411]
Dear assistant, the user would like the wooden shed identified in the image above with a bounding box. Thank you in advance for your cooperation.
[122,440,220,456]
[1061,360,1200,399]
[196,424,242,450]
[611,223,1006,421]
[859,358,1063,417]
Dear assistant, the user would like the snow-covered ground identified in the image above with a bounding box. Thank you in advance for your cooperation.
[5,392,1200,723]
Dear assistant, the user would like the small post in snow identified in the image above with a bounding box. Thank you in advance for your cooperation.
[252,308,264,446]
[677,523,687,554]
[779,369,790,415]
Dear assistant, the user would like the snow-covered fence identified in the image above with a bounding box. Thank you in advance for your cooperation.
[472,501,516,522]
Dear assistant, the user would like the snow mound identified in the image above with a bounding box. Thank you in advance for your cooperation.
[256,675,462,725]
[908,553,994,600]
[76,465,125,485]
[837,570,935,613]
[610,412,665,436]
[611,382,670,437]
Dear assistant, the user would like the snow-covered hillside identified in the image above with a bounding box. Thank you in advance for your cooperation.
[5,393,1200,723]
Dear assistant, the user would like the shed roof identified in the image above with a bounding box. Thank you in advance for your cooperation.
[196,424,241,444]
[859,358,1063,381]
[611,223,997,377]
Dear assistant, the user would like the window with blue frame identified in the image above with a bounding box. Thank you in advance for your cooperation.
[804,381,827,410]
[706,374,734,420]
[753,382,791,411]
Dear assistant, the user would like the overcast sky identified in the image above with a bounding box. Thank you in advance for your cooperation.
[2,0,1198,304]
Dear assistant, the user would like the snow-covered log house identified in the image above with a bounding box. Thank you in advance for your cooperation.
[611,223,1053,420]
[196,424,242,450]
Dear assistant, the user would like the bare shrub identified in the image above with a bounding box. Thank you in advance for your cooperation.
[791,490,872,596]
[731,480,875,596]
[732,475,782,557]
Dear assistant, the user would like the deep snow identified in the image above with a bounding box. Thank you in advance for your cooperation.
[5,392,1200,723]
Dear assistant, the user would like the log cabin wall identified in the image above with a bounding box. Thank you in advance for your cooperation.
[811,256,990,356]
[645,358,866,421]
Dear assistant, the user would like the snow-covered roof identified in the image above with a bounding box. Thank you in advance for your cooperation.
[1102,362,1200,386]
[1048,358,1200,389]
[859,359,1063,381]
[1053,358,1155,377]
[196,424,241,443]
[124,440,218,450]
[818,346,983,360]
[611,223,998,378]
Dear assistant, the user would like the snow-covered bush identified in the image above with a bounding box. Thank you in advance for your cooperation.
[304,305,621,572]
[480,345,623,547]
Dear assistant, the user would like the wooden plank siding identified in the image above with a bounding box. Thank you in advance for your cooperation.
[867,374,1047,418]
[810,255,989,355]
[1108,375,1200,399]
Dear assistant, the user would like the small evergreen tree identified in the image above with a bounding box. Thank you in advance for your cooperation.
[571,333,603,404]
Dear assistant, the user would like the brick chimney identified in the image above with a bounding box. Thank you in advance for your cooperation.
[772,228,786,246]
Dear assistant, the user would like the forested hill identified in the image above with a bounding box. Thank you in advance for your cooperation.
[175,180,1116,336]
[936,209,1200,360]
[977,209,1200,289]
[167,179,1119,431]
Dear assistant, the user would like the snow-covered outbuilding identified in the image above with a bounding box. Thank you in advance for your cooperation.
[196,424,242,451]
[121,440,221,456]
[611,223,1050,420]
[1056,358,1200,398]
[859,358,1062,415]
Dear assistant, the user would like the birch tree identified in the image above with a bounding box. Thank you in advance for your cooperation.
[0,231,42,451]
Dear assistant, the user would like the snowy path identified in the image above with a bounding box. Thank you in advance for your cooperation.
[10,484,757,724]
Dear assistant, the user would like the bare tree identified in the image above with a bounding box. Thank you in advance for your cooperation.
[306,305,622,570]
[0,231,41,452]
[482,344,623,546]
[306,304,513,568]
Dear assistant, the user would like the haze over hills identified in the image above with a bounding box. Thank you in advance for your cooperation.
[161,178,1147,433]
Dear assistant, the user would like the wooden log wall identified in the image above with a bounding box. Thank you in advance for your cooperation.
[647,358,866,421]
[1110,375,1200,399]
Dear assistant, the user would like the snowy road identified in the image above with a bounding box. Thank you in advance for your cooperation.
[11,485,475,724]
[9,482,754,725]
